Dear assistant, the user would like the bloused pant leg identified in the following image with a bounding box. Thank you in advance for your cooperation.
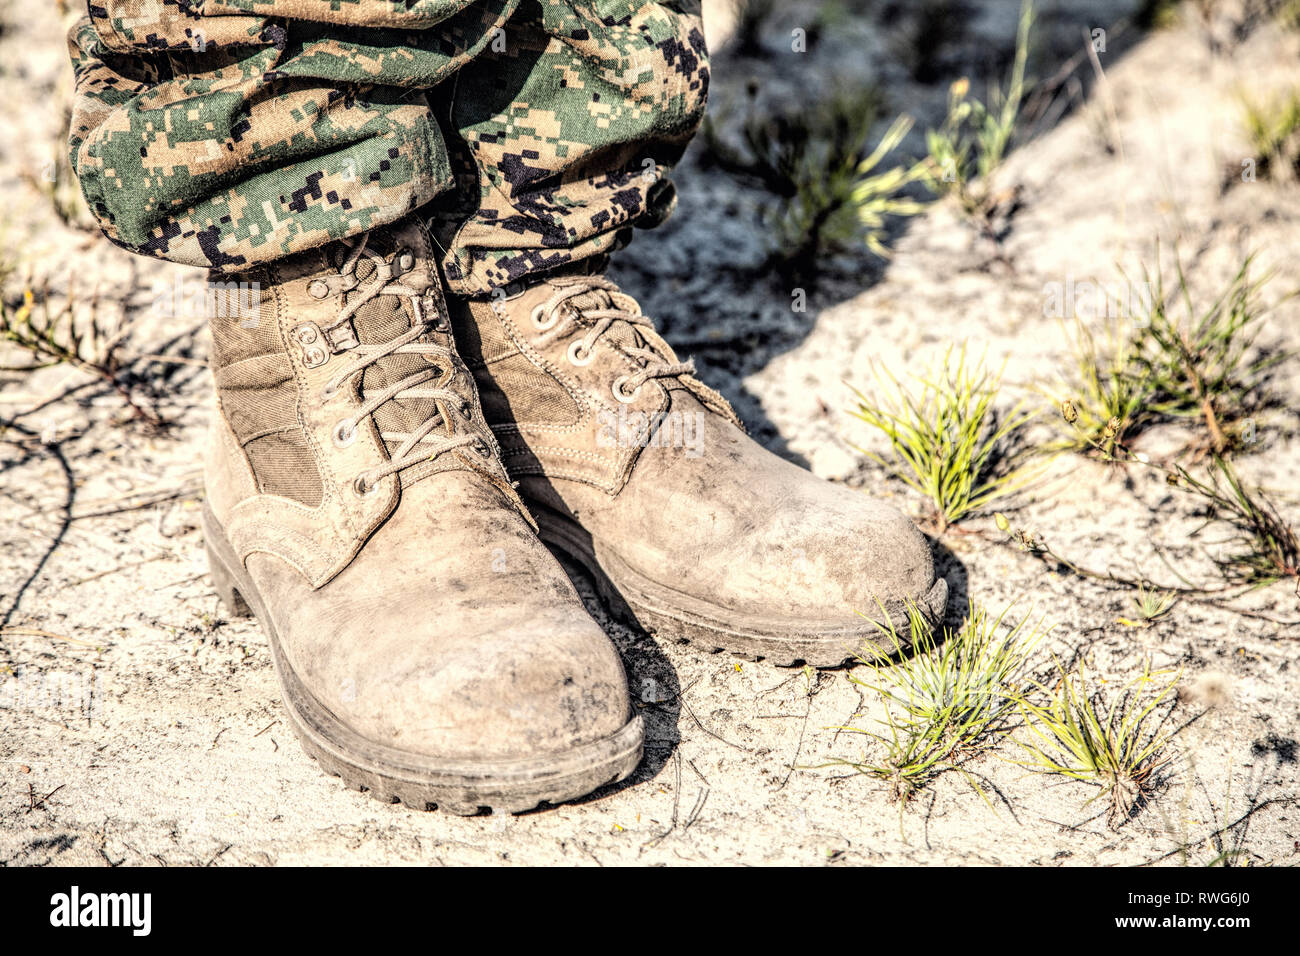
[67,1,518,271]
[67,0,709,289]
[437,0,710,293]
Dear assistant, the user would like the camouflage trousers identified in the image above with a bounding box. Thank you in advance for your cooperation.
[67,1,709,294]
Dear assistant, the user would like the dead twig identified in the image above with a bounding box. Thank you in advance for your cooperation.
[26,783,65,813]
[0,627,103,649]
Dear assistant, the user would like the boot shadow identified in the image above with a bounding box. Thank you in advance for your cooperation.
[548,546,683,806]
[932,535,971,633]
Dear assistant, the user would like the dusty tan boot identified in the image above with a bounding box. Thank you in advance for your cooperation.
[202,220,641,813]
[450,274,948,667]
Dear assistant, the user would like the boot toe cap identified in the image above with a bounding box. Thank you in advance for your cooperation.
[743,494,941,624]
[331,609,633,763]
[836,499,940,611]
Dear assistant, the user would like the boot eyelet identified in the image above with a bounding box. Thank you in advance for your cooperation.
[567,340,596,367]
[352,475,380,498]
[612,376,641,404]
[321,382,339,401]
[531,304,559,331]
[332,419,358,448]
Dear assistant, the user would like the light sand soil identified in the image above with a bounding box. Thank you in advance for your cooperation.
[1,1,1296,864]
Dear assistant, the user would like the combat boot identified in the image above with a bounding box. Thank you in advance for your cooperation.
[450,274,948,667]
[202,220,641,813]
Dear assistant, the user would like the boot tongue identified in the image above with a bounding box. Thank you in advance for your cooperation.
[348,245,444,460]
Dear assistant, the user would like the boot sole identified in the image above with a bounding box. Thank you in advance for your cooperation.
[534,505,949,668]
[202,503,644,815]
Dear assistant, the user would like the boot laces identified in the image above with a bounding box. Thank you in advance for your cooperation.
[321,233,481,495]
[530,276,694,403]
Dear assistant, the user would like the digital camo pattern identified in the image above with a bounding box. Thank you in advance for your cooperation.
[67,0,709,293]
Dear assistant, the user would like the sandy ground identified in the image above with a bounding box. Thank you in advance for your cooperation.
[1,1,1298,865]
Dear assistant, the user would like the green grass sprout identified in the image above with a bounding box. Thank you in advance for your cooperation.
[1013,657,1180,829]
[850,343,1041,534]
[836,601,1048,805]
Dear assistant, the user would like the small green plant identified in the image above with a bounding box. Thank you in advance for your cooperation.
[837,602,1048,804]
[702,86,927,283]
[1004,405,1300,594]
[1014,658,1180,829]
[1052,315,1152,456]
[1055,250,1288,456]
[0,285,161,426]
[921,0,1034,222]
[1117,584,1178,628]
[1239,88,1300,183]
[1132,251,1288,453]
[843,116,931,259]
[1169,456,1300,590]
[850,344,1040,534]
[1278,0,1300,31]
